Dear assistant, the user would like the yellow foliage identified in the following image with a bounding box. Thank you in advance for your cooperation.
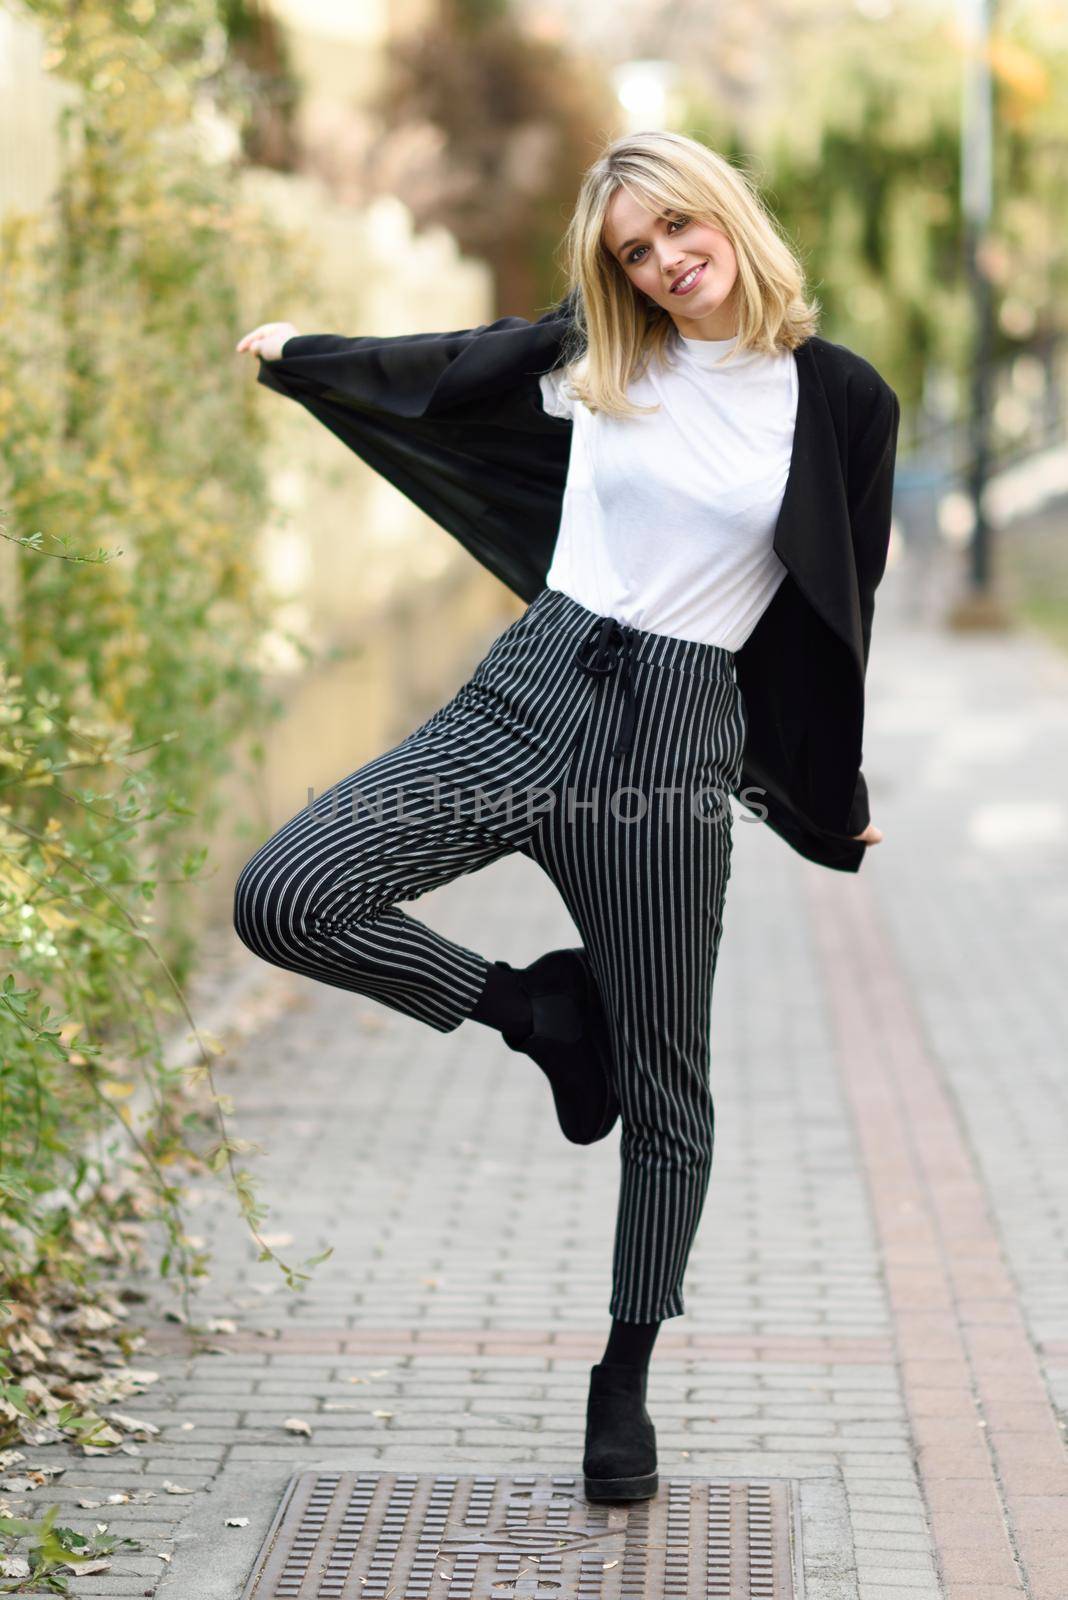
[0,0,311,1304]
[192,1031,226,1058]
[36,904,79,933]
[988,35,1050,104]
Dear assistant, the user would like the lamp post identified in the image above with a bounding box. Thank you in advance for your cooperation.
[949,0,1011,629]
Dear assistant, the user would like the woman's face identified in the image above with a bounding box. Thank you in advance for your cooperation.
[602,186,739,339]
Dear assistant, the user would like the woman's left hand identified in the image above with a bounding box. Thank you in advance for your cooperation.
[852,822,883,845]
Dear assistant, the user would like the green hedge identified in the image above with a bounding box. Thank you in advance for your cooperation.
[0,0,320,1318]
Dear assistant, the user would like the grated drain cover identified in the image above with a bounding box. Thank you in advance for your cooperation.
[241,1470,801,1599]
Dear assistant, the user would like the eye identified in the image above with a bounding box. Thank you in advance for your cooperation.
[627,216,689,264]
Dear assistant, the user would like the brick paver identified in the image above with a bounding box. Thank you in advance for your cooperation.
[11,539,1067,1600]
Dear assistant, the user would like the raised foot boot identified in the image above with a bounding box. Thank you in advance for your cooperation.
[499,947,619,1146]
[582,1361,659,1503]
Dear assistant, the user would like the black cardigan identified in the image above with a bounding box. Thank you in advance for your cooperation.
[256,293,900,873]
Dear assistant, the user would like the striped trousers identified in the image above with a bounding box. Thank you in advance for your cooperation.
[233,585,747,1321]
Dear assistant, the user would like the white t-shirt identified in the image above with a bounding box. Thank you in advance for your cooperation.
[538,329,795,650]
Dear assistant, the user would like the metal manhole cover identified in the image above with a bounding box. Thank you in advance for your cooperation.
[241,1470,801,1598]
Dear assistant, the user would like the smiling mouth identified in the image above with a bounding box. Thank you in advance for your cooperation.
[670,261,708,294]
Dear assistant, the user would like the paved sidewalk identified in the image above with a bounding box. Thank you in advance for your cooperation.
[20,540,1068,1600]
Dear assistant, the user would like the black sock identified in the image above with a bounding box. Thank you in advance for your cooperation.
[469,959,586,1045]
[601,1317,662,1374]
[469,960,533,1038]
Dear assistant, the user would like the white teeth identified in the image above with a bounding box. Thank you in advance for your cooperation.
[673,263,704,291]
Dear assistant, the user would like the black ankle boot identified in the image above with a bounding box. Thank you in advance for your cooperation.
[499,947,619,1146]
[582,1361,659,1503]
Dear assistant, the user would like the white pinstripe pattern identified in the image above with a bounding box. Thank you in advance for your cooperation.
[233,585,747,1321]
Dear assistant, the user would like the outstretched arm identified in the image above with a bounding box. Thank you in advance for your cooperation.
[238,294,578,421]
[235,321,301,362]
[234,298,578,605]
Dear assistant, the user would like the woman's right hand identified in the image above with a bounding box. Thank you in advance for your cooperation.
[235,321,301,362]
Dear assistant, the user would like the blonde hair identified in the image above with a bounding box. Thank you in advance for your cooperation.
[549,129,820,419]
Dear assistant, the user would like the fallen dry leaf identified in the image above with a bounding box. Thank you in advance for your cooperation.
[59,1304,119,1334]
[7,1331,50,1365]
[283,1417,312,1436]
[225,1516,250,1527]
[0,1464,66,1493]
[17,1420,66,1447]
[19,1376,65,1413]
[82,1422,125,1453]
[108,1411,161,1436]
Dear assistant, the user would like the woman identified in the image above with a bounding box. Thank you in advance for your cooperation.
[234,130,900,1504]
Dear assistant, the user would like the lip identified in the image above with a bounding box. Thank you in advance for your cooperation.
[669,260,708,295]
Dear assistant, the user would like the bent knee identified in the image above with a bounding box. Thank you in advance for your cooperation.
[232,848,319,963]
[232,846,381,961]
[232,852,281,959]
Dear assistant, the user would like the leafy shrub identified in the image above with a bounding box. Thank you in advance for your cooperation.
[0,0,321,1315]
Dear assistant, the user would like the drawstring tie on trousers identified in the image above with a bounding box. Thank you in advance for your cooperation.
[574,615,638,758]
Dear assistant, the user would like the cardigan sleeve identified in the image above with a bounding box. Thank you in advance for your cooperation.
[848,380,901,662]
[252,304,578,604]
[259,321,525,420]
[843,379,901,836]
[258,293,580,422]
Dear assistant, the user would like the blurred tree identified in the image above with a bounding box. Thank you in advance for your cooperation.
[363,0,621,315]
[219,0,302,170]
[677,3,1067,427]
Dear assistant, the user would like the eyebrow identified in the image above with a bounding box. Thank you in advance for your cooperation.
[612,209,681,260]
